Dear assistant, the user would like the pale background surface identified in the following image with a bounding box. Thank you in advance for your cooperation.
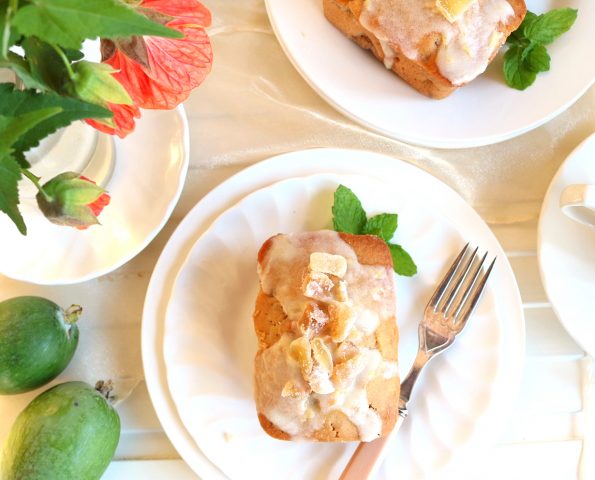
[1,0,594,478]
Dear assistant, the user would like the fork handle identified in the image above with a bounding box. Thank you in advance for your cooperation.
[338,411,407,480]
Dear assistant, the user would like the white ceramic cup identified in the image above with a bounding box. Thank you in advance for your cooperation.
[560,184,595,228]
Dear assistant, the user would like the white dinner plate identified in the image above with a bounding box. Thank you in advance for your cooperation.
[538,132,595,356]
[264,0,595,148]
[0,107,189,285]
[142,149,524,479]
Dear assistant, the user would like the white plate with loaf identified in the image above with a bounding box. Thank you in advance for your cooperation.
[265,0,595,148]
[146,150,525,479]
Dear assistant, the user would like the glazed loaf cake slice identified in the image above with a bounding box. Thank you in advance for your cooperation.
[324,0,526,99]
[253,230,399,442]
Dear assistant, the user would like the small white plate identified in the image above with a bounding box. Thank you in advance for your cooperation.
[264,0,595,148]
[0,107,189,285]
[538,132,595,356]
[142,149,524,479]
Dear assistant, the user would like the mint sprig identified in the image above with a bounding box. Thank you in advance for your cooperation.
[332,184,366,234]
[332,185,417,277]
[504,8,577,90]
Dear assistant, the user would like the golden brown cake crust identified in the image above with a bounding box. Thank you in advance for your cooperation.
[253,232,400,442]
[323,0,527,99]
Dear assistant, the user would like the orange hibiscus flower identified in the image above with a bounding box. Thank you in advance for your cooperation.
[87,0,213,136]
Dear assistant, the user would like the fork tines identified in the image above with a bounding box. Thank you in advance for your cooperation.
[429,244,496,327]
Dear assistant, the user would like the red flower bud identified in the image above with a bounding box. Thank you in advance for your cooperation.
[36,173,111,229]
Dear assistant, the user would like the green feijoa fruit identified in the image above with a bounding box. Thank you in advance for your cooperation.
[0,296,81,394]
[1,381,121,480]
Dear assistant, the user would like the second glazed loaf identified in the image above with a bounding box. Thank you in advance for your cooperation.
[324,0,527,99]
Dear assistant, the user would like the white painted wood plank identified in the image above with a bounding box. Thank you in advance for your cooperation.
[525,308,584,357]
[507,255,549,305]
[103,460,198,479]
[516,358,583,414]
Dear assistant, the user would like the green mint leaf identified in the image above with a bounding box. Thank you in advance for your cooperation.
[503,44,537,90]
[12,0,182,50]
[507,11,536,46]
[525,44,550,73]
[0,153,26,235]
[0,108,63,153]
[22,38,73,94]
[0,83,111,156]
[332,184,367,234]
[363,213,398,242]
[388,243,417,277]
[524,8,578,45]
[518,11,539,39]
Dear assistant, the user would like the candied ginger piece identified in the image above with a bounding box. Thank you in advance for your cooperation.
[298,302,328,336]
[303,271,335,301]
[309,252,347,278]
[328,302,356,343]
[436,0,476,22]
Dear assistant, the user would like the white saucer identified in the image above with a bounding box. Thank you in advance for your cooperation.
[0,107,189,285]
[142,149,524,479]
[265,0,594,148]
[538,132,595,356]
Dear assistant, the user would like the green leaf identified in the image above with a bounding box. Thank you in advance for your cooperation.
[22,37,73,94]
[524,8,578,45]
[525,44,550,73]
[0,153,26,234]
[62,48,84,62]
[363,213,398,242]
[507,11,536,46]
[12,0,183,50]
[7,53,52,92]
[73,61,132,107]
[0,1,22,52]
[332,184,367,234]
[0,4,7,53]
[0,83,111,156]
[518,11,539,39]
[388,243,417,277]
[503,45,537,90]
[0,108,63,153]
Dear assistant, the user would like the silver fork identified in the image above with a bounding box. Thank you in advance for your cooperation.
[339,244,496,480]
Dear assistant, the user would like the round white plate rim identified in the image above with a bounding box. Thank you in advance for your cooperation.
[162,171,522,478]
[0,106,189,285]
[537,131,595,355]
[264,0,595,149]
[142,148,525,478]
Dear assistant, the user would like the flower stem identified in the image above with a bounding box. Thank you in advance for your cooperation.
[21,168,51,201]
[1,0,19,61]
[49,43,76,81]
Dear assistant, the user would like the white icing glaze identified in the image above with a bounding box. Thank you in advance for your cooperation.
[359,0,514,85]
[256,231,399,440]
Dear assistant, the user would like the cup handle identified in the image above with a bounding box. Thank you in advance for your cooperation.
[560,184,595,228]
